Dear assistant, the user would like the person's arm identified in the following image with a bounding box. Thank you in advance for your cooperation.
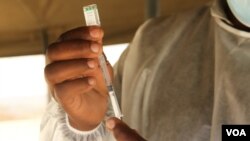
[41,26,113,141]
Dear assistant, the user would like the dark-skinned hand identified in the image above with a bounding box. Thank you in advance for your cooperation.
[45,26,111,131]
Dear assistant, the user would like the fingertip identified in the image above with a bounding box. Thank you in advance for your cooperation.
[87,60,96,69]
[106,118,116,130]
[87,77,96,86]
[90,43,100,53]
[89,26,104,38]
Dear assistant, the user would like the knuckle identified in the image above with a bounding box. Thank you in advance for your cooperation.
[54,83,67,96]
[54,84,69,102]
[44,64,57,84]
[46,42,58,62]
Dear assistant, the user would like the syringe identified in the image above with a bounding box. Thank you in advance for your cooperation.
[83,4,123,119]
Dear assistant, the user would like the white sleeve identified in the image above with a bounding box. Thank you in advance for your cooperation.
[40,99,114,141]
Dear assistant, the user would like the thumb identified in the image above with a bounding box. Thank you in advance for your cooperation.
[106,117,146,141]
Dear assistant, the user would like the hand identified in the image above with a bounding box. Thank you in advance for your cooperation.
[106,118,147,141]
[44,26,111,131]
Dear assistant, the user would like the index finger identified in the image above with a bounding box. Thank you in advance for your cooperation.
[58,26,104,42]
[46,39,102,62]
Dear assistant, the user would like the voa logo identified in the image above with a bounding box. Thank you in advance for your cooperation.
[226,129,246,136]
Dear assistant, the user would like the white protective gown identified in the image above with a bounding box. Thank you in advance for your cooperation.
[40,0,250,140]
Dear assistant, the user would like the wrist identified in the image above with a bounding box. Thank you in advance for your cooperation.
[67,114,101,131]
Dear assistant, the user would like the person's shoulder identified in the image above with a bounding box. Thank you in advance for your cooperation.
[136,4,212,36]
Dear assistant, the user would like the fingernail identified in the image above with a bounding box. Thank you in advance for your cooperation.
[87,60,95,69]
[88,78,96,86]
[90,43,99,53]
[90,28,100,38]
[106,118,115,129]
